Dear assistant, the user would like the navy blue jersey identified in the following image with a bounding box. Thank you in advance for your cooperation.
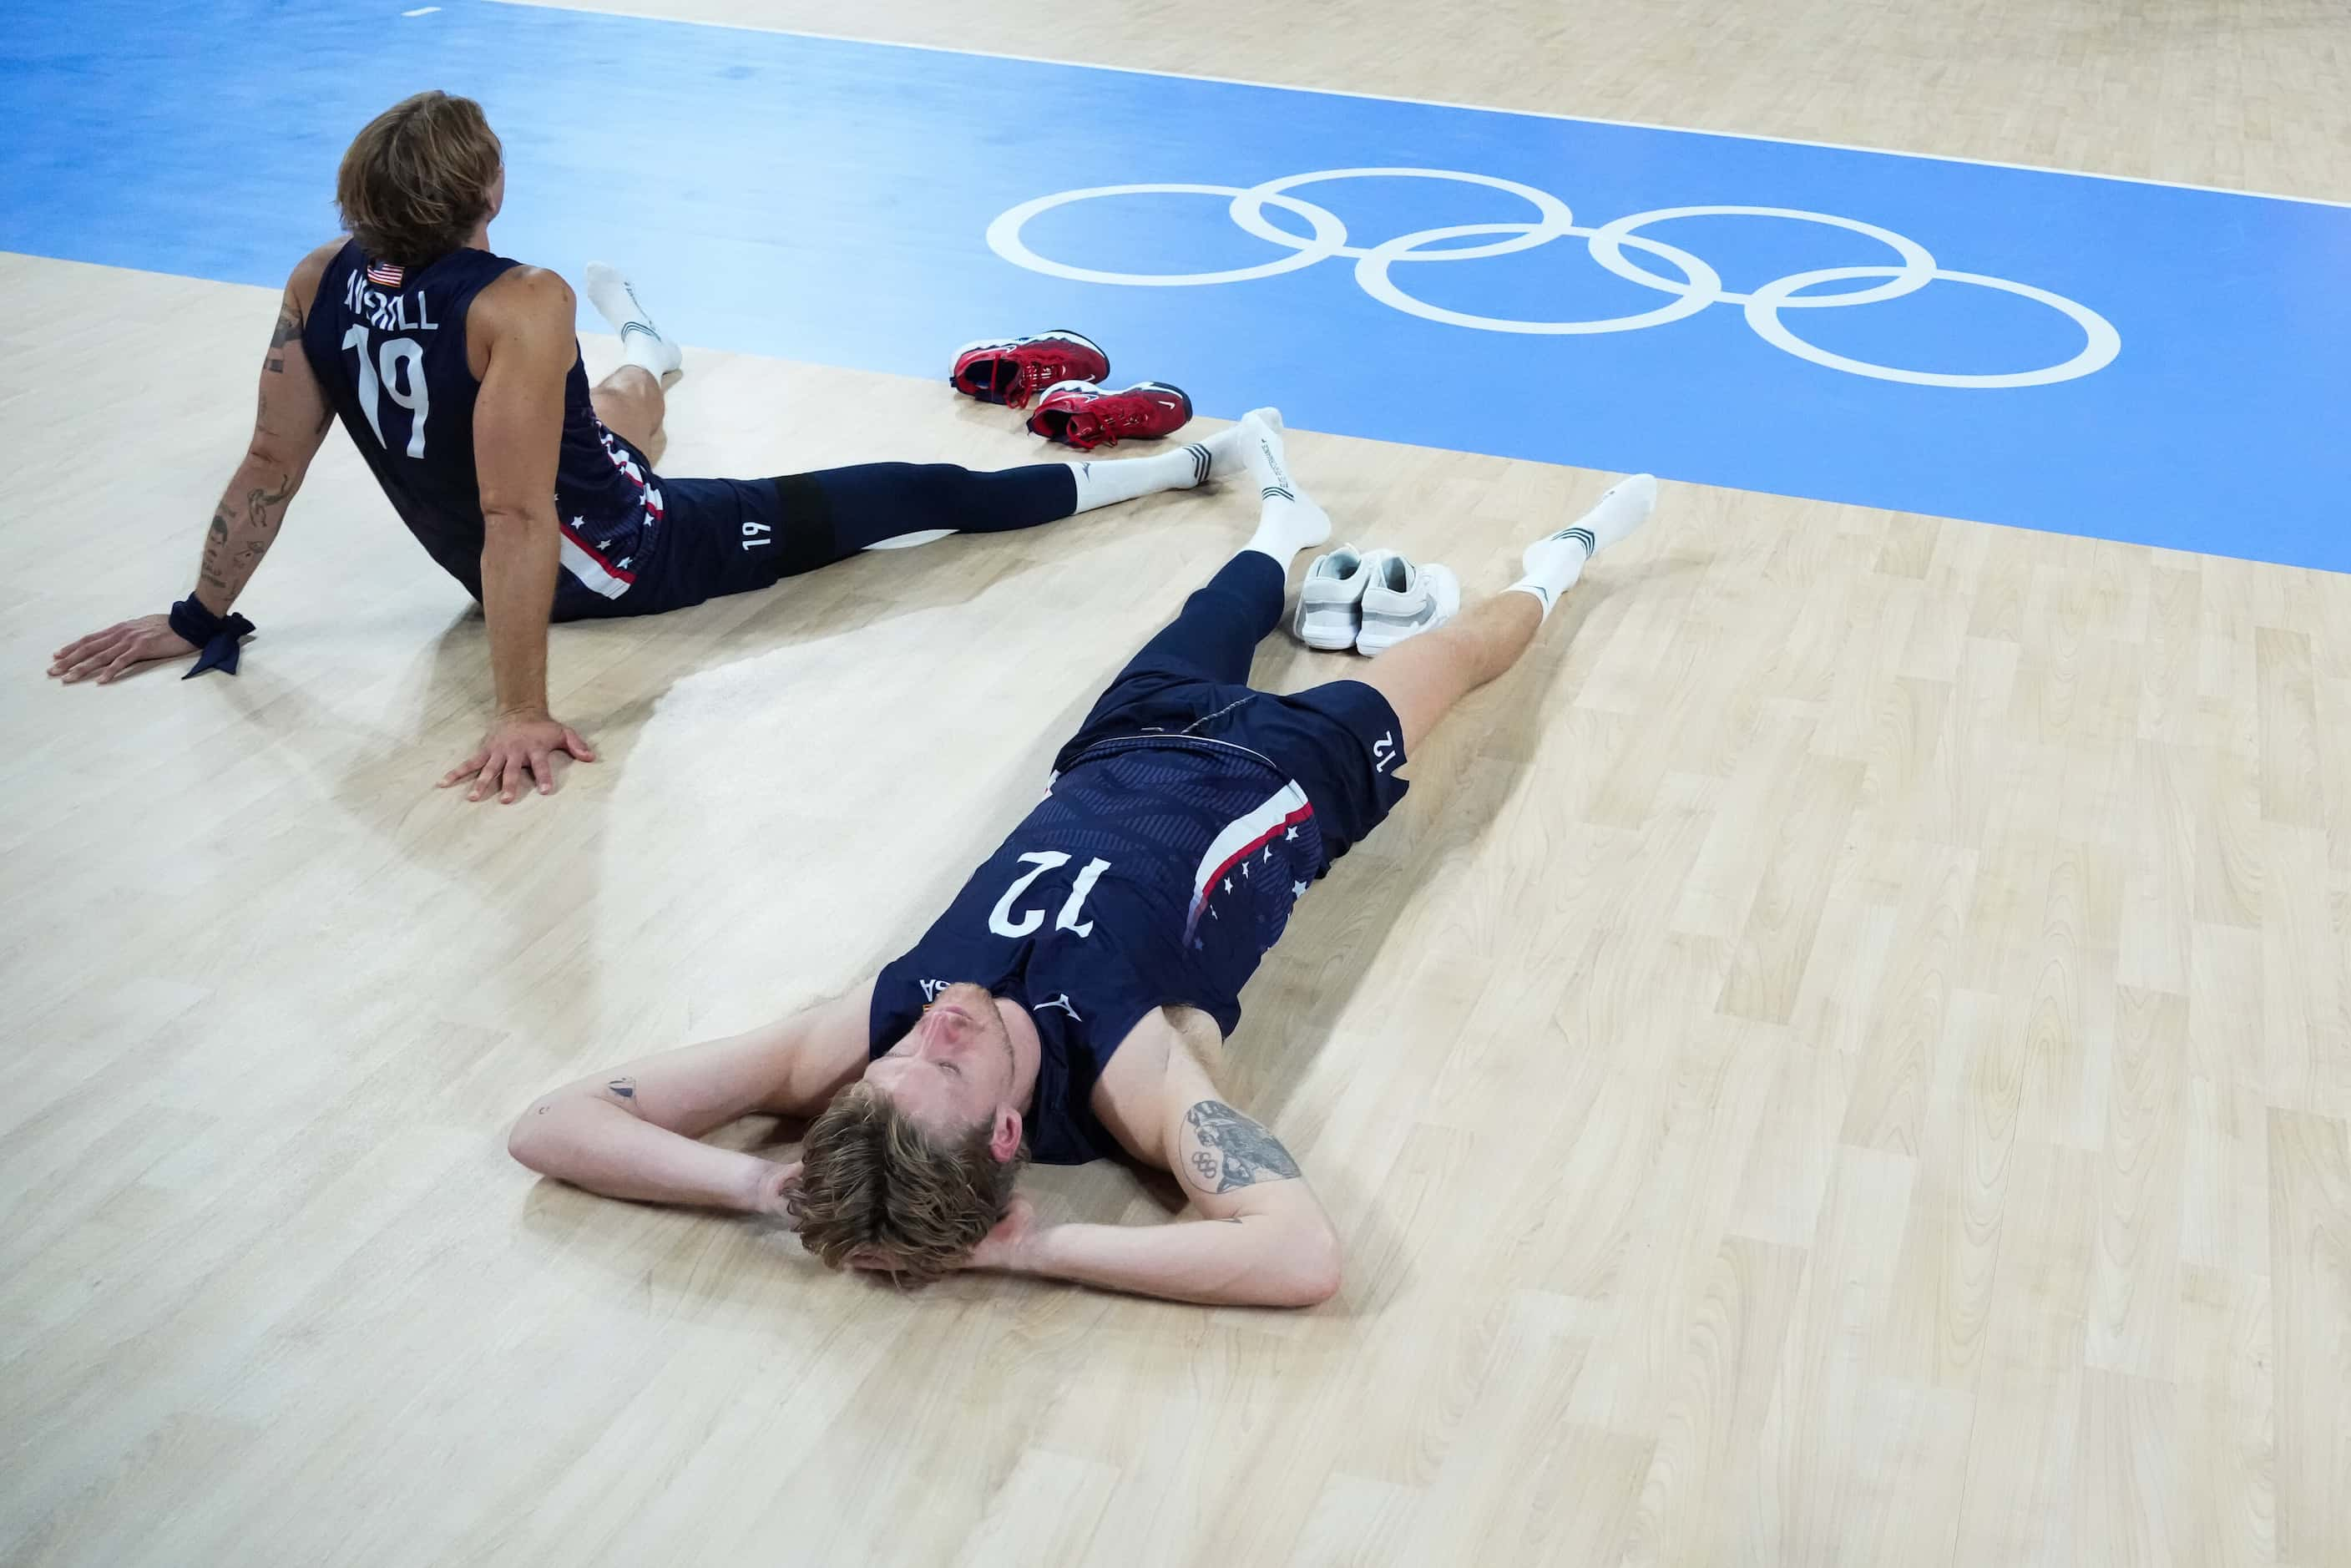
[300,241,671,617]
[872,735,1328,1165]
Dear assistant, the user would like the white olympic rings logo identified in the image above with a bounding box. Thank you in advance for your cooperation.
[986,167,2121,389]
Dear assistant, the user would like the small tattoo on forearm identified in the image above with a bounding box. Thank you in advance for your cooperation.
[605,1078,636,1100]
[245,474,292,530]
[1182,1100,1302,1194]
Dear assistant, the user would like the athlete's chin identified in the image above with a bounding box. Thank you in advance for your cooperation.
[938,982,999,1019]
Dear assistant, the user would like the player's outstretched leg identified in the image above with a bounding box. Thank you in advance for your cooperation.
[801,407,1290,564]
[1105,410,1328,685]
[1356,474,1656,753]
[583,261,683,453]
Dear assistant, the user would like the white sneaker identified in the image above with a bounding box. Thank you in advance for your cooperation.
[1294,545,1369,650]
[1354,550,1461,655]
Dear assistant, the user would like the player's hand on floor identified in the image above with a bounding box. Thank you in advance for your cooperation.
[440,710,598,803]
[48,614,196,684]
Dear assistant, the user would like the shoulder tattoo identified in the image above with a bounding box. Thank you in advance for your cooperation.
[1182,1100,1301,1194]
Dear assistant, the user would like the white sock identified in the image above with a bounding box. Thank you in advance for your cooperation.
[1237,412,1330,568]
[584,262,682,380]
[1210,406,1282,478]
[1506,473,1656,618]
[1064,409,1283,514]
[1067,444,1211,513]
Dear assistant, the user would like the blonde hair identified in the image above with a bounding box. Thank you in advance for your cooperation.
[794,1082,1021,1282]
[335,91,503,270]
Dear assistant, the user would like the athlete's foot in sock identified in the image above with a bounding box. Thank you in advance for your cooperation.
[1509,473,1657,617]
[1571,472,1656,554]
[1240,411,1331,563]
[584,261,684,381]
[1200,406,1284,481]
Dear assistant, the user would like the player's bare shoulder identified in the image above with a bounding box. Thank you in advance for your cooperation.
[474,264,575,322]
[288,237,346,304]
[464,265,575,374]
[1090,1005,1224,1165]
[270,239,350,357]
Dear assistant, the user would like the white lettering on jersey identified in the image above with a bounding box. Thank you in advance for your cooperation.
[343,270,438,331]
[987,852,1112,939]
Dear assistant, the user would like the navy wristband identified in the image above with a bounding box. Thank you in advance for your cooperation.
[169,597,257,679]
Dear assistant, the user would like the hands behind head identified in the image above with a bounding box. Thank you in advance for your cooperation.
[963,1194,1038,1272]
[771,1146,1037,1279]
[844,1194,1039,1279]
[750,1158,804,1222]
[837,1194,1039,1281]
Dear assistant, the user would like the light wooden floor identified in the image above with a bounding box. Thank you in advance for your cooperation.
[6,4,2349,1565]
[511,0,2351,200]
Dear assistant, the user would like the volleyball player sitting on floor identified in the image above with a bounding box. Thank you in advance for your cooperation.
[46,90,1235,805]
[508,413,1656,1308]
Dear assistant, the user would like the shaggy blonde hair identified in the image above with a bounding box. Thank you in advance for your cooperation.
[336,91,502,270]
[794,1083,1022,1282]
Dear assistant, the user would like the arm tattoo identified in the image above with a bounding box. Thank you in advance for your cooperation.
[1182,1100,1301,1194]
[245,473,293,530]
[200,511,231,590]
[605,1078,637,1100]
[207,473,296,579]
[265,297,302,374]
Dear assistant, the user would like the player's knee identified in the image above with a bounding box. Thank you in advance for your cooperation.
[868,463,973,529]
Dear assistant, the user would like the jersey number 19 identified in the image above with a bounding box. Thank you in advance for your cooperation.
[341,326,430,458]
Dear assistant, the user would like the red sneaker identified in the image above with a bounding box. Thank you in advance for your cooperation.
[949,331,1110,409]
[1026,381,1194,451]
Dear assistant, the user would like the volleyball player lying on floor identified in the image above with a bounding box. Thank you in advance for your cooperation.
[509,414,1656,1306]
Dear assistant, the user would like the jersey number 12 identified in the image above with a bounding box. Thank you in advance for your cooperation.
[988,852,1110,939]
[341,326,430,458]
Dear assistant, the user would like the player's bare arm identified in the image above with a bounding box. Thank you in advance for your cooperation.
[958,1009,1343,1308]
[508,981,877,1215]
[437,266,598,804]
[48,240,341,685]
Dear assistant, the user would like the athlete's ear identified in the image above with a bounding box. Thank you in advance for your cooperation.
[988,1106,1023,1163]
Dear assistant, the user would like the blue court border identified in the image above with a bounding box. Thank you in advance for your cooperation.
[3,0,2346,571]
